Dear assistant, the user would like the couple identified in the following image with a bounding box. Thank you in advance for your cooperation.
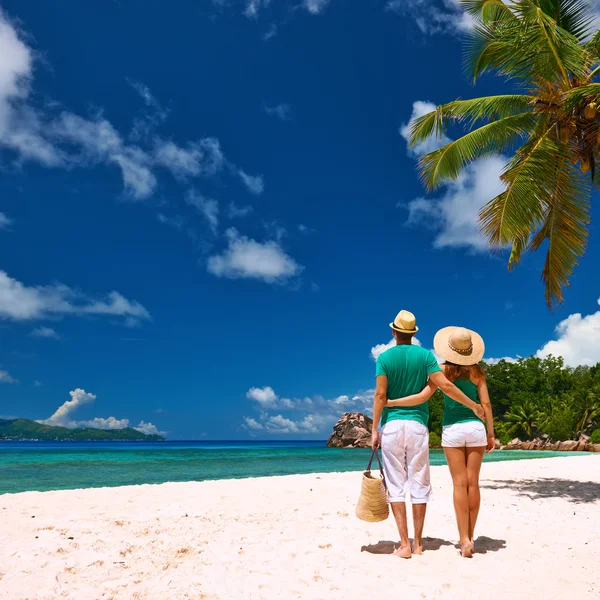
[371,310,495,559]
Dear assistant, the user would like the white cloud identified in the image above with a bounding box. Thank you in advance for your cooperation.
[241,383,379,436]
[370,337,421,361]
[38,388,165,434]
[303,0,331,15]
[0,13,249,202]
[244,0,269,18]
[78,416,130,430]
[406,156,507,251]
[386,0,473,35]
[227,203,254,219]
[51,113,157,199]
[127,80,162,111]
[536,298,600,367]
[207,228,302,283]
[0,369,18,384]
[263,413,320,434]
[154,138,224,179]
[246,386,278,408]
[400,101,452,157]
[134,421,164,435]
[238,170,264,195]
[186,191,219,235]
[33,380,42,387]
[0,213,12,229]
[30,326,60,339]
[264,103,292,121]
[40,388,97,427]
[0,270,150,325]
[243,416,264,430]
[484,356,519,365]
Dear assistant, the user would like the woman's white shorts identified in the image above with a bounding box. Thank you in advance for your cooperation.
[442,421,487,448]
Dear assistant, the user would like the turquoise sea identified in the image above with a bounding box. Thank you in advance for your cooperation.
[0,441,585,495]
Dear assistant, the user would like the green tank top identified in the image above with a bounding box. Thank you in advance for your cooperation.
[442,378,484,427]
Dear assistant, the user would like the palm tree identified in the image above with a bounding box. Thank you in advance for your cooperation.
[504,399,544,438]
[576,388,600,433]
[408,0,600,307]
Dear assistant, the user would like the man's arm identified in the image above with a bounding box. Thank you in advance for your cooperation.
[428,371,485,420]
[371,375,387,448]
[386,380,437,407]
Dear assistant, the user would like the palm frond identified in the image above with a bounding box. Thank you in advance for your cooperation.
[479,121,556,247]
[417,113,538,190]
[563,83,600,112]
[528,151,590,307]
[459,0,516,23]
[408,95,533,148]
[534,0,596,41]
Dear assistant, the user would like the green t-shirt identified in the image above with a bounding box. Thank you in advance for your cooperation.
[443,378,483,426]
[376,345,441,428]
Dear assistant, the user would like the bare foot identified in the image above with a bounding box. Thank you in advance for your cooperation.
[460,540,474,558]
[412,542,423,555]
[393,544,412,559]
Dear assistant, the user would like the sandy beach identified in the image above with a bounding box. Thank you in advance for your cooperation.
[1,455,599,600]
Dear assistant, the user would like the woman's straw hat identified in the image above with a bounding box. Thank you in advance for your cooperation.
[389,309,419,334]
[434,326,485,366]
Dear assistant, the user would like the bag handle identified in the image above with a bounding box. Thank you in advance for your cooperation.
[366,447,387,490]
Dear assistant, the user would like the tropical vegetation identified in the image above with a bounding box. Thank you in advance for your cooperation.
[0,418,165,441]
[428,355,600,444]
[408,0,600,307]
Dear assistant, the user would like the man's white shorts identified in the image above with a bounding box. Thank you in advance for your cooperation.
[380,419,432,504]
[442,421,487,448]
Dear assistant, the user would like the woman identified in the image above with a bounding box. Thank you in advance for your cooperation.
[386,326,495,558]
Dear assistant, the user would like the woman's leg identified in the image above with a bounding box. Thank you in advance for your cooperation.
[465,446,485,543]
[443,447,471,557]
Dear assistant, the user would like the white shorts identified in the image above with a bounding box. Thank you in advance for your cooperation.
[442,421,487,448]
[380,420,432,504]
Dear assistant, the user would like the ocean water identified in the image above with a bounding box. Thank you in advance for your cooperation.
[0,441,585,495]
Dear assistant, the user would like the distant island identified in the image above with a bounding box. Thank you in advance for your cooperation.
[0,418,165,442]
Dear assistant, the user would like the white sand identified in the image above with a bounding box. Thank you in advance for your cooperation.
[1,455,599,600]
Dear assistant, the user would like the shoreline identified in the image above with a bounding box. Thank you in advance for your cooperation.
[1,455,599,599]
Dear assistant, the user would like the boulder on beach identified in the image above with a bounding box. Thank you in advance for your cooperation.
[326,412,372,448]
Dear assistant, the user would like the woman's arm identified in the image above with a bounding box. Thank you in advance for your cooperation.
[476,375,495,453]
[386,380,438,407]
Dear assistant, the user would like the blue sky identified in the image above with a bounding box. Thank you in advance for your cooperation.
[1,0,599,440]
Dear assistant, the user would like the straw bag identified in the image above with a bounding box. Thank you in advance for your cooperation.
[355,447,389,522]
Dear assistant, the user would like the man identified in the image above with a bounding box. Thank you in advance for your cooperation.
[371,310,485,558]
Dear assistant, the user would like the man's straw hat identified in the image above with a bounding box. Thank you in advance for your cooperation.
[389,310,418,334]
[434,326,485,366]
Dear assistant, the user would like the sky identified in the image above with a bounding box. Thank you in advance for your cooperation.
[1,0,600,440]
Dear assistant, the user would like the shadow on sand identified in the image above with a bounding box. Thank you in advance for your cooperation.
[481,477,600,504]
[361,536,506,555]
[361,537,453,555]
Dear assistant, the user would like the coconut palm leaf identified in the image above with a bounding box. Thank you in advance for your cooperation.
[418,113,539,190]
[408,95,533,149]
[460,0,516,23]
[534,0,595,41]
[478,122,556,246]
[528,157,590,305]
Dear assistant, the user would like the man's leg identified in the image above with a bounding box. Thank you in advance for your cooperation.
[380,422,411,559]
[406,422,432,555]
[411,503,427,554]
[390,502,411,558]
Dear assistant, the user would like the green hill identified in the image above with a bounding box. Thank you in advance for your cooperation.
[0,418,165,441]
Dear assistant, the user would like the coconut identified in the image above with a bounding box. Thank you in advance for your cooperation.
[570,154,579,165]
[559,125,573,144]
[580,157,590,173]
[585,102,597,120]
